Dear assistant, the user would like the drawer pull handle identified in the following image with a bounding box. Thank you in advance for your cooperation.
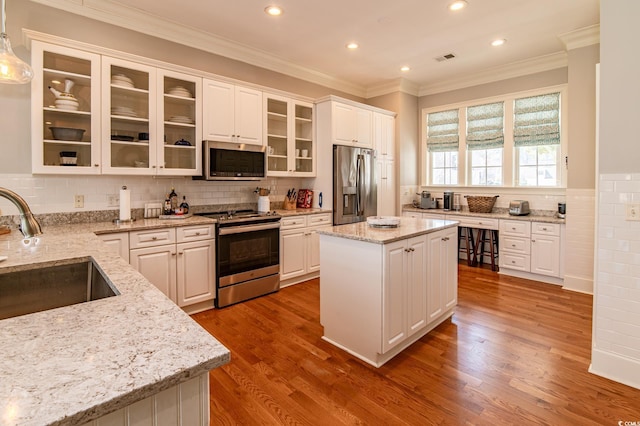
[542,227,548,231]
[512,227,516,230]
[195,232,201,235]
[511,260,516,264]
[152,236,157,240]
[511,244,516,247]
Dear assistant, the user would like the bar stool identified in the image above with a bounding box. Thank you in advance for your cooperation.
[475,228,499,271]
[458,226,477,267]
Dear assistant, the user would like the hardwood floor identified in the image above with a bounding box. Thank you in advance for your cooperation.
[192,264,640,425]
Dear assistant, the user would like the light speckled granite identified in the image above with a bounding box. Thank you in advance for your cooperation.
[274,207,331,217]
[402,205,565,224]
[0,223,229,425]
[317,217,459,244]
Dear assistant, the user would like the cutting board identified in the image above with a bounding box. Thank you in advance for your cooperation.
[0,225,11,235]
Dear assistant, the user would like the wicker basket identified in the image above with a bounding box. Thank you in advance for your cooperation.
[465,195,499,213]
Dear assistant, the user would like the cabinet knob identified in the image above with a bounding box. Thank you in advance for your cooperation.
[511,260,516,264]
[195,232,201,236]
[511,244,516,247]
[151,236,157,240]
[532,239,536,243]
[172,252,177,256]
[511,227,516,230]
[94,164,99,167]
[542,227,548,231]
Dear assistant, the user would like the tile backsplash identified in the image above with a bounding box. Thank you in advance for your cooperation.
[0,173,305,216]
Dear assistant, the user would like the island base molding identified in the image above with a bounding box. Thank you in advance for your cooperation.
[322,310,455,368]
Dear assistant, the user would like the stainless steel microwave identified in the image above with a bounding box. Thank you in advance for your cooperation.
[199,140,266,181]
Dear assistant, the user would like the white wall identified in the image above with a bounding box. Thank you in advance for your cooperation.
[590,0,640,390]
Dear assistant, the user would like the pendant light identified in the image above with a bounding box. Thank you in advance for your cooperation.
[0,0,33,84]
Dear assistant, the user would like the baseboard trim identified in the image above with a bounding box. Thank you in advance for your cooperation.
[590,348,640,390]
[499,269,564,286]
[562,274,593,294]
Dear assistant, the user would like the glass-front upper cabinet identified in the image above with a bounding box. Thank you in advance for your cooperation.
[265,94,314,177]
[101,57,156,174]
[31,41,101,174]
[156,69,202,176]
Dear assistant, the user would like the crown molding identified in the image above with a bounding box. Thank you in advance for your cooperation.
[366,78,420,99]
[558,24,600,51]
[418,51,568,97]
[28,0,368,97]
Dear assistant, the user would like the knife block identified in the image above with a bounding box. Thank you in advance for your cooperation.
[283,197,297,210]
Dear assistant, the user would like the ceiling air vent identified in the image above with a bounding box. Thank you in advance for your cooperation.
[435,53,456,62]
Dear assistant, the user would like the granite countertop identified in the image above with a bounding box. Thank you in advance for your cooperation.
[274,208,331,217]
[317,217,459,244]
[0,227,229,425]
[402,205,565,225]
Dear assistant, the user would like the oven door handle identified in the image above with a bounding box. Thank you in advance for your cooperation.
[218,221,281,235]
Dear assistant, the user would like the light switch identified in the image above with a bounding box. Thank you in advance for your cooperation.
[625,203,640,221]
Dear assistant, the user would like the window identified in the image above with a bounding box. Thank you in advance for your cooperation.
[422,86,566,188]
[514,92,561,187]
[426,109,459,185]
[466,102,504,186]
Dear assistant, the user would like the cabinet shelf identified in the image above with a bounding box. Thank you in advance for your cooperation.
[44,139,91,146]
[268,154,287,159]
[164,144,196,150]
[295,137,312,142]
[44,107,91,116]
[43,67,91,82]
[164,93,195,102]
[295,116,312,123]
[267,111,287,121]
[111,115,149,123]
[164,121,195,128]
[110,140,150,147]
[111,84,149,94]
[267,133,287,140]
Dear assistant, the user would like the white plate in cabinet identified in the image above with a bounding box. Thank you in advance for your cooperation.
[129,228,176,249]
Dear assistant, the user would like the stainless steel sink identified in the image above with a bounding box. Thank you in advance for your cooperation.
[0,258,119,320]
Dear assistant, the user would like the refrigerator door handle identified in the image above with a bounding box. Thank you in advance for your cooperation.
[356,154,364,216]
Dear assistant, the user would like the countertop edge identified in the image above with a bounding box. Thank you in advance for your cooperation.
[402,205,565,224]
[317,219,459,244]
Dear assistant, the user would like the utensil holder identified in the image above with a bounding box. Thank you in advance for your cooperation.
[283,198,297,210]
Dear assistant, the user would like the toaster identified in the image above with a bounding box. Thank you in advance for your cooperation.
[509,200,530,216]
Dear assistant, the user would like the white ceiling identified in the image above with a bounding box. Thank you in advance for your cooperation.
[35,0,600,97]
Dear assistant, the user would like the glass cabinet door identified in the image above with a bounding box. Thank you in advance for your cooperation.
[266,97,289,174]
[31,41,101,174]
[157,70,202,176]
[102,58,156,174]
[294,103,314,174]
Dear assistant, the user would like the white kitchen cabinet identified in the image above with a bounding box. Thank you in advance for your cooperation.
[129,224,215,313]
[374,111,396,217]
[31,41,102,174]
[382,235,428,353]
[499,219,531,272]
[531,222,561,277]
[426,227,458,325]
[280,213,332,286]
[97,232,130,263]
[202,79,263,145]
[264,94,315,176]
[333,101,373,147]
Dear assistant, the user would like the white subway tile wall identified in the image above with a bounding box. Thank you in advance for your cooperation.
[0,173,304,215]
[595,173,640,360]
[563,188,596,293]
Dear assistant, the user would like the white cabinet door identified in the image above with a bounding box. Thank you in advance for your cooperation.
[376,158,396,217]
[531,234,560,277]
[307,225,331,273]
[97,232,129,263]
[31,41,102,175]
[333,102,356,145]
[130,245,177,303]
[355,108,373,147]
[202,79,235,142]
[280,228,307,280]
[442,227,458,311]
[374,112,395,159]
[426,231,444,324]
[176,240,215,307]
[234,86,263,145]
[407,236,427,336]
[382,240,407,353]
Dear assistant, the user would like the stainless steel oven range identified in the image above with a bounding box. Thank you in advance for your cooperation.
[197,210,281,308]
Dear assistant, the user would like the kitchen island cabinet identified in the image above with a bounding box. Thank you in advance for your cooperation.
[318,217,458,367]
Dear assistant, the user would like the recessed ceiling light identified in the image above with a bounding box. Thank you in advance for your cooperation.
[449,1,468,11]
[264,6,283,16]
[491,39,506,47]
[346,42,359,50]
[400,66,410,72]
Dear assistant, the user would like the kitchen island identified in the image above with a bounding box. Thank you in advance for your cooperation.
[0,225,229,425]
[318,217,459,367]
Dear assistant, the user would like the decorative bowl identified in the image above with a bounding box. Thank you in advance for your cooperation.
[50,127,85,141]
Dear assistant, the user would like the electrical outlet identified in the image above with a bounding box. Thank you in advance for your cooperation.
[626,203,640,221]
[107,194,119,207]
[74,195,84,208]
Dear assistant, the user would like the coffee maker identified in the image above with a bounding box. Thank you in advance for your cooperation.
[558,202,566,219]
[443,191,454,211]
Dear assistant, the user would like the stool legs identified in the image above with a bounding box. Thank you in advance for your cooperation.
[458,227,477,266]
[474,228,499,271]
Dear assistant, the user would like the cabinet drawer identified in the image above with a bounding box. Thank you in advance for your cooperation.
[281,215,307,229]
[423,212,445,220]
[308,213,332,227]
[500,219,531,237]
[500,236,530,255]
[130,228,176,249]
[453,216,499,230]
[532,222,560,236]
[500,253,530,272]
[177,224,215,242]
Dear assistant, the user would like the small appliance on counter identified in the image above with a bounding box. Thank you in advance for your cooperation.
[418,191,438,209]
[443,191,454,211]
[558,202,566,219]
[509,200,531,216]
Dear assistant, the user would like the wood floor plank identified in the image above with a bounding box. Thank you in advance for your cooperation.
[193,263,640,425]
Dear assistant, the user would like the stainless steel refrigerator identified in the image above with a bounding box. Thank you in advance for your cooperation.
[333,145,377,225]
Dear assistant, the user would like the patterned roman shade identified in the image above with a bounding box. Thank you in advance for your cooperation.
[466,101,504,150]
[426,109,459,152]
[513,92,561,147]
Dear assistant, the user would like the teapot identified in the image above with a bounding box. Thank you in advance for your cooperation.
[48,79,77,101]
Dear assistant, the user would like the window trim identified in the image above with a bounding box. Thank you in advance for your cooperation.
[420,84,567,188]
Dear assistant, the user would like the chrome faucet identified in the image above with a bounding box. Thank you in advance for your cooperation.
[0,187,42,237]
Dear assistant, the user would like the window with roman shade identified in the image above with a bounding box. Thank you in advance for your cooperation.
[426,109,459,152]
[513,92,560,147]
[466,101,504,150]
